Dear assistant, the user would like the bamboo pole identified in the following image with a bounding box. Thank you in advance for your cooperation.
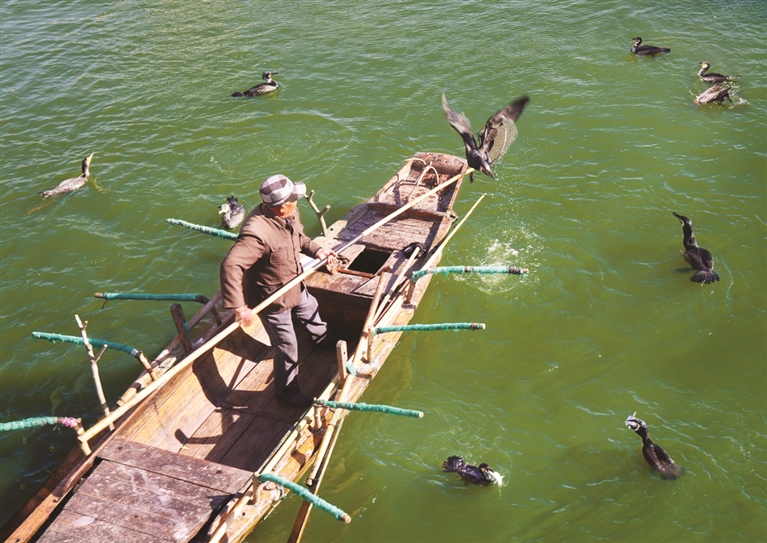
[76,167,469,454]
[372,245,421,324]
[207,378,340,543]
[75,315,114,431]
[407,192,486,303]
[287,370,356,542]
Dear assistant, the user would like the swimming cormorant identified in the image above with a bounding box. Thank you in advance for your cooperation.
[697,62,735,83]
[694,85,731,105]
[630,37,671,56]
[442,456,503,486]
[40,153,95,198]
[442,94,530,182]
[231,71,279,97]
[672,212,720,284]
[219,196,246,229]
[625,413,682,480]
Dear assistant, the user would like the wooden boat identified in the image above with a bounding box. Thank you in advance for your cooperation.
[2,152,468,543]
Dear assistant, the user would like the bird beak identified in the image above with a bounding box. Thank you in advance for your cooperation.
[481,166,493,178]
[485,468,503,486]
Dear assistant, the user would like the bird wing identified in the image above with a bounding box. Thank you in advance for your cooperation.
[652,443,674,466]
[699,248,715,270]
[477,96,530,164]
[442,94,479,152]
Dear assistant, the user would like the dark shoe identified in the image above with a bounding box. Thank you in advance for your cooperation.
[276,389,313,408]
[317,330,345,348]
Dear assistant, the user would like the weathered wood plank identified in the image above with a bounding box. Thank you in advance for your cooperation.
[38,509,170,543]
[98,437,251,494]
[60,462,223,543]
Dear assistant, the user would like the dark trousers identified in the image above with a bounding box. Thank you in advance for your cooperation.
[259,287,327,396]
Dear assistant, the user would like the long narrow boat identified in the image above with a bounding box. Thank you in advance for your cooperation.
[2,152,468,543]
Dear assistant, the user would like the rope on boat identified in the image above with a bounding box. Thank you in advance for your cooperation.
[166,218,238,241]
[94,292,210,304]
[370,323,485,336]
[0,417,81,432]
[32,332,144,360]
[315,400,424,419]
[411,265,529,281]
[258,473,351,523]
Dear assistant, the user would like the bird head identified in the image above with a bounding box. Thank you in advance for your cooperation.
[672,212,691,227]
[699,61,710,69]
[625,412,647,432]
[479,463,503,485]
[262,71,278,80]
[632,37,642,44]
[219,203,231,216]
[85,152,95,164]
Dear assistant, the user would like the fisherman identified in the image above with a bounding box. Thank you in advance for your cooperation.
[220,174,337,407]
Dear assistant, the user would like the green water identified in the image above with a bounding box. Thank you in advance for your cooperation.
[1,1,765,541]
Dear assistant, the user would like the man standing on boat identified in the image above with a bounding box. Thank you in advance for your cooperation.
[220,174,337,408]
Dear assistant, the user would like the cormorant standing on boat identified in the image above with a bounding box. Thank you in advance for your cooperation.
[630,37,671,56]
[442,456,503,486]
[40,153,95,198]
[441,94,530,183]
[219,196,246,229]
[694,85,732,105]
[231,71,279,97]
[625,413,682,480]
[672,212,720,284]
[697,62,735,83]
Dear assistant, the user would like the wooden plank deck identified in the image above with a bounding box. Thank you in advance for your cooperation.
[36,438,252,543]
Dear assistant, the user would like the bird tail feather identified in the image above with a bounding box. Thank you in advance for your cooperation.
[442,456,465,473]
[691,270,720,284]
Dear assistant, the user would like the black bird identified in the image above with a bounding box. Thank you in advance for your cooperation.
[219,196,246,229]
[694,85,732,105]
[232,71,279,97]
[442,94,529,183]
[625,413,682,480]
[672,212,720,284]
[442,456,503,486]
[630,37,671,56]
[697,62,735,84]
[40,153,95,198]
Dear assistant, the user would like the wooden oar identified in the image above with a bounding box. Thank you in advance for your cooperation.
[76,168,470,455]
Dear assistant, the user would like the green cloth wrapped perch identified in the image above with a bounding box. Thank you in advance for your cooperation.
[258,472,351,523]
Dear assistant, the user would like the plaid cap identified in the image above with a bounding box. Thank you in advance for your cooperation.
[259,175,306,207]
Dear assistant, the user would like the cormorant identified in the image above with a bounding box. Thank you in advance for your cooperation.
[697,62,735,83]
[630,37,671,56]
[672,212,720,284]
[219,196,246,229]
[442,94,530,182]
[625,413,682,480]
[442,456,503,486]
[40,153,95,198]
[694,85,731,105]
[231,71,279,97]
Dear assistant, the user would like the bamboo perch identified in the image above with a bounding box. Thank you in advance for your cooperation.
[407,192,486,303]
[32,332,155,378]
[0,417,82,433]
[75,315,113,430]
[258,473,351,523]
[371,323,486,335]
[314,400,424,418]
[372,245,421,324]
[410,265,529,281]
[166,218,238,240]
[76,168,469,454]
[94,292,210,304]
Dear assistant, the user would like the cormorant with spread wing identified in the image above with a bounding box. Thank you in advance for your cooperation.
[442,94,529,182]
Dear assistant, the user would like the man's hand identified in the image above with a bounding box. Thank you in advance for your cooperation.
[316,248,337,267]
[234,306,254,327]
